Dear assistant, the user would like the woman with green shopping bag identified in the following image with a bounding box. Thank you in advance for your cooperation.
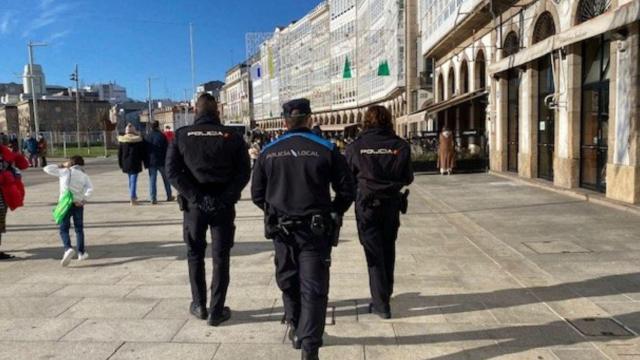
[44,156,93,267]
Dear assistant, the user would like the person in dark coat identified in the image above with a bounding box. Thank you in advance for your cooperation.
[345,106,414,319]
[145,121,173,204]
[166,93,251,327]
[22,134,38,167]
[118,124,148,206]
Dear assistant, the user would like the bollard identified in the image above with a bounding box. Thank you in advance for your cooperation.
[63,136,67,158]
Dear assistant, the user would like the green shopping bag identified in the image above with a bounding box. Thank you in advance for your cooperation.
[53,190,74,224]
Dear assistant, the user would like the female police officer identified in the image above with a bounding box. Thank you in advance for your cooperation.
[345,106,414,319]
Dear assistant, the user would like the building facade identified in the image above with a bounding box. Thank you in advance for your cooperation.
[415,0,640,204]
[85,83,128,104]
[0,105,19,134]
[485,0,640,204]
[140,106,195,130]
[16,99,111,137]
[221,63,252,127]
[249,0,410,136]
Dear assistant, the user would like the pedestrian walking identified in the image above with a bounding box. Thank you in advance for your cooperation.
[37,133,48,167]
[0,141,29,260]
[163,125,175,143]
[251,98,355,360]
[438,127,455,175]
[345,106,414,319]
[145,121,174,204]
[248,142,260,168]
[118,124,148,206]
[166,93,250,327]
[44,156,93,266]
[22,133,38,168]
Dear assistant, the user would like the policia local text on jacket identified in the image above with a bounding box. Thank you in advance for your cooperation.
[166,110,251,325]
[251,105,355,358]
[345,123,414,319]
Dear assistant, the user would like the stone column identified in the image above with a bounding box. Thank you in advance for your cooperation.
[554,47,581,189]
[491,75,508,172]
[519,65,536,178]
[607,24,640,204]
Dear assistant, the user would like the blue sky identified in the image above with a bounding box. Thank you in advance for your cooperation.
[0,0,320,100]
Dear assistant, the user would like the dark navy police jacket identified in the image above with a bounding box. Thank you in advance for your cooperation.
[166,115,251,205]
[345,127,414,199]
[251,128,355,217]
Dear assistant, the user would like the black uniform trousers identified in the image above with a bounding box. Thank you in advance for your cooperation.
[355,196,401,313]
[183,204,236,317]
[273,227,332,352]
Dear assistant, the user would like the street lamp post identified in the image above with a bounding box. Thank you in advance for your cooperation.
[70,64,81,149]
[27,41,47,135]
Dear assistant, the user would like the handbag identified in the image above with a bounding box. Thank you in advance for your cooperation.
[52,170,74,224]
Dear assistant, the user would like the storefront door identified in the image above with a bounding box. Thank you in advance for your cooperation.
[538,56,555,181]
[507,70,520,172]
[581,35,610,193]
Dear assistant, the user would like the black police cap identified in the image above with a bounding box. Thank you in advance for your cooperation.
[282,98,311,117]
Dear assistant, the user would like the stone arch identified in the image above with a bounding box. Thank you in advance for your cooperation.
[532,11,557,45]
[330,115,335,125]
[503,31,520,57]
[460,60,470,94]
[357,111,363,124]
[573,0,613,25]
[447,67,456,98]
[474,49,487,90]
[349,112,355,124]
[337,114,342,125]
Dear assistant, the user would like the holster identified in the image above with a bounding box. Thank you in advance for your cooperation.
[400,189,410,214]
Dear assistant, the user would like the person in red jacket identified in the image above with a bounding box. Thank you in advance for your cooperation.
[0,143,29,260]
[163,125,175,143]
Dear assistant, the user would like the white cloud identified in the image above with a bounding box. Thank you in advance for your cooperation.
[22,1,74,38]
[0,12,14,35]
[46,29,71,42]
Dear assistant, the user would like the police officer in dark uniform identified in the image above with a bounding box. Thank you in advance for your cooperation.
[166,93,250,326]
[251,99,354,360]
[345,105,413,319]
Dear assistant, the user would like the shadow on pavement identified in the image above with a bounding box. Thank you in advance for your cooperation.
[13,240,275,265]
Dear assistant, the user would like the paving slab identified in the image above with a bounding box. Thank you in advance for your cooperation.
[110,342,219,360]
[61,319,185,342]
[0,318,85,341]
[3,166,640,358]
[173,320,287,344]
[59,297,159,319]
[0,341,121,360]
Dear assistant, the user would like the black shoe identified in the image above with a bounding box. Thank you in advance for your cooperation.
[369,303,391,319]
[189,302,208,320]
[288,325,302,350]
[301,349,319,360]
[0,252,15,260]
[207,306,231,326]
[167,196,175,202]
[151,199,158,205]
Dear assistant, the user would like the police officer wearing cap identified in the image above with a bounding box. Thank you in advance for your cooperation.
[251,98,354,360]
[345,105,414,319]
[166,93,251,326]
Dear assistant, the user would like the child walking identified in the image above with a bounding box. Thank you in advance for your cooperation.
[44,156,93,267]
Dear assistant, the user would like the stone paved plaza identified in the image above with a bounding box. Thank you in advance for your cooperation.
[2,160,640,359]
